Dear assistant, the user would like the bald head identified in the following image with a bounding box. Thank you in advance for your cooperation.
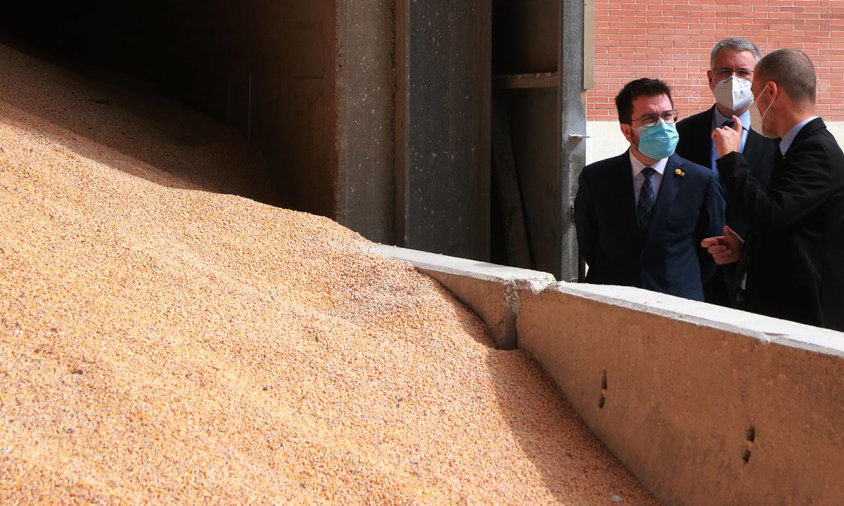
[755,49,817,103]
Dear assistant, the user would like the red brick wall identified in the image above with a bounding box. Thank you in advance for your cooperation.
[589,0,844,121]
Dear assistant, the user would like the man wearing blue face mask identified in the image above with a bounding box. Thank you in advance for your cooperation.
[575,78,725,301]
[676,37,779,307]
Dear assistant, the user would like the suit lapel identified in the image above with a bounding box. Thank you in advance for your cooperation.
[700,106,716,168]
[772,118,824,184]
[742,129,763,161]
[743,129,773,169]
[685,107,716,168]
[792,117,825,145]
[612,151,640,231]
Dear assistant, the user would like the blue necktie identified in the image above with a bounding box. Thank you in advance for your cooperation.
[637,167,656,229]
[712,120,737,169]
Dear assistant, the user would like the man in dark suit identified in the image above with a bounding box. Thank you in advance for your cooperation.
[704,49,844,331]
[676,37,779,307]
[575,78,725,301]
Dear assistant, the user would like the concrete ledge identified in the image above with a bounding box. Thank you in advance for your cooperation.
[371,245,844,504]
[561,283,844,357]
[518,282,844,506]
[373,244,555,349]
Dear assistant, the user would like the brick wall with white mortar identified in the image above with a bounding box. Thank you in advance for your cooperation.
[587,0,844,162]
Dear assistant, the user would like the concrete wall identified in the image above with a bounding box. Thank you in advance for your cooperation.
[335,0,396,244]
[519,284,844,506]
[395,0,492,260]
[2,0,500,257]
[376,244,844,506]
[3,1,340,214]
[235,0,338,217]
[376,245,554,350]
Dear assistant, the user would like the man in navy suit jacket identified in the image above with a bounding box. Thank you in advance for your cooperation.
[705,49,844,331]
[575,78,725,301]
[676,37,779,307]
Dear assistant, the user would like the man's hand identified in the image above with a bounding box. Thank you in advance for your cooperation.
[711,115,742,158]
[701,225,744,265]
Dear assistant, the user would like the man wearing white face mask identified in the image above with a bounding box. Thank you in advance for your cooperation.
[703,49,844,331]
[575,78,725,301]
[676,37,779,307]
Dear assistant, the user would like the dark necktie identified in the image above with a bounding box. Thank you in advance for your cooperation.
[733,233,752,305]
[722,119,735,129]
[637,167,656,229]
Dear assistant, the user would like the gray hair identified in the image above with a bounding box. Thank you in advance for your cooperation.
[756,49,817,103]
[709,37,762,69]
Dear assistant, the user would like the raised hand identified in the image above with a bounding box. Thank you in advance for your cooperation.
[700,225,744,265]
[711,114,743,158]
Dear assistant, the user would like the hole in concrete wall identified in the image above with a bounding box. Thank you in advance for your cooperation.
[743,425,756,464]
[742,448,752,464]
[598,369,607,409]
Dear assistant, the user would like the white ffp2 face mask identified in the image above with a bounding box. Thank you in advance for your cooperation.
[750,83,776,138]
[713,76,753,112]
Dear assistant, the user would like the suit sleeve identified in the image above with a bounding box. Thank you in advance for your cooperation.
[697,168,726,282]
[837,215,844,250]
[574,171,597,269]
[717,146,831,233]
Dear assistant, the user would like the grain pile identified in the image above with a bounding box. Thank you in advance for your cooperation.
[0,44,658,504]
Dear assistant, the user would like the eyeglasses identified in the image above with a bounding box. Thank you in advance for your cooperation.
[713,67,753,80]
[631,110,678,128]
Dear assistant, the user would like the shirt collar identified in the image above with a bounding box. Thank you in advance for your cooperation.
[780,116,818,155]
[712,107,752,130]
[629,150,668,177]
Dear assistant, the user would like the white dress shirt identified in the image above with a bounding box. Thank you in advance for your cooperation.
[629,151,667,204]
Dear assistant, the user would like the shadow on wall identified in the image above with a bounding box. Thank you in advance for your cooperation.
[0,44,284,206]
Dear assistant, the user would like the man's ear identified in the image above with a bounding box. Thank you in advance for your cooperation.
[767,81,778,100]
[707,69,716,90]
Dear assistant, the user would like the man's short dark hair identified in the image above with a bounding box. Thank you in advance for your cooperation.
[755,48,816,104]
[615,78,674,124]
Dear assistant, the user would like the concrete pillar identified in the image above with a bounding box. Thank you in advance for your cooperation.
[560,0,588,282]
[395,0,491,261]
[335,0,396,244]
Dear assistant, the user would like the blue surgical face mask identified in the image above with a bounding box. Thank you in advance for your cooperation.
[635,119,679,160]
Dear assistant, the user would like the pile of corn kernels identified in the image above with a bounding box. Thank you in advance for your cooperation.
[0,44,657,504]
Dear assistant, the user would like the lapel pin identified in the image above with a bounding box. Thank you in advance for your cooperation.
[674,168,685,177]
